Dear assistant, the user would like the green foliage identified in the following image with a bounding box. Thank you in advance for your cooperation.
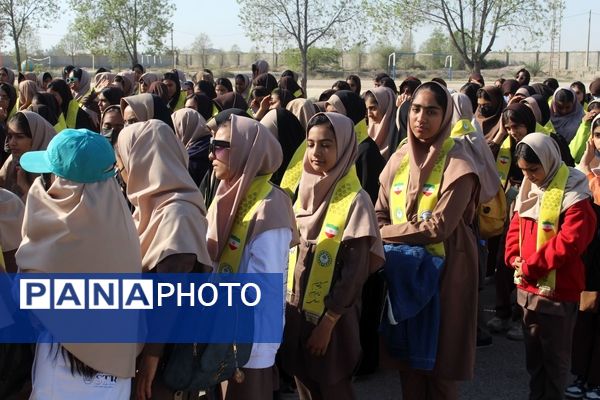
[371,43,397,71]
[481,59,507,69]
[281,47,341,72]
[70,0,174,64]
[525,61,543,77]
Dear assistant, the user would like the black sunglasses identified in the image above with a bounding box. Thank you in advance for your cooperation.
[209,139,231,154]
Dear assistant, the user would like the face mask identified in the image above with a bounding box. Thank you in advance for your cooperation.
[101,127,113,140]
[479,105,494,117]
[595,149,600,159]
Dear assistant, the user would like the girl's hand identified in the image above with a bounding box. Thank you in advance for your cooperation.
[135,354,160,400]
[306,314,337,357]
[15,166,30,194]
[580,139,596,174]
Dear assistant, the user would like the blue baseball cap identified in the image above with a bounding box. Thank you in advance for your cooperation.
[20,129,116,183]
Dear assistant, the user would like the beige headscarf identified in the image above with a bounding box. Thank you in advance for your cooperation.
[171,108,210,149]
[326,94,347,116]
[381,82,478,222]
[522,96,543,123]
[36,72,51,90]
[234,74,251,100]
[451,93,501,203]
[286,98,315,131]
[121,93,154,121]
[116,119,211,270]
[0,188,23,252]
[140,72,159,90]
[515,133,590,220]
[23,72,36,82]
[17,80,38,110]
[296,112,384,271]
[206,115,297,261]
[0,111,55,197]
[117,71,137,96]
[16,176,142,377]
[92,72,116,91]
[72,69,91,101]
[366,86,397,159]
[253,60,269,76]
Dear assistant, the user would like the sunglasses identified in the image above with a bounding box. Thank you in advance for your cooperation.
[66,77,79,84]
[209,139,230,157]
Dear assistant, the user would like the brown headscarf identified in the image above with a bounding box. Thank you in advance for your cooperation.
[92,72,116,91]
[381,82,478,221]
[206,114,297,262]
[140,72,159,89]
[121,93,154,121]
[475,85,505,140]
[0,188,23,251]
[366,86,397,159]
[515,133,590,220]
[253,60,269,76]
[0,111,55,197]
[171,108,210,149]
[72,69,91,101]
[117,71,137,96]
[295,112,384,271]
[115,119,212,270]
[213,92,248,112]
[16,176,142,377]
[23,72,36,82]
[17,80,37,110]
[286,98,316,131]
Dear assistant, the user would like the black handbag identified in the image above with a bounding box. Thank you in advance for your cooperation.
[162,342,252,391]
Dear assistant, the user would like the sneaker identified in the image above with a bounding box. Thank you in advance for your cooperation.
[486,316,511,333]
[586,386,600,400]
[506,322,524,341]
[565,376,586,398]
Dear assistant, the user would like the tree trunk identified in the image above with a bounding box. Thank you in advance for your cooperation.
[301,48,308,94]
[13,28,21,72]
[472,58,481,74]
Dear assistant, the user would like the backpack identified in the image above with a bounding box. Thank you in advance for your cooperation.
[478,185,508,239]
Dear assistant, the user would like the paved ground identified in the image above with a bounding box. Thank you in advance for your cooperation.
[282,279,533,399]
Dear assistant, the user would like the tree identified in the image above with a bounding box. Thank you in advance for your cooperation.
[54,31,85,65]
[419,27,464,69]
[190,33,212,69]
[281,47,341,72]
[236,0,362,92]
[365,0,553,73]
[71,0,174,65]
[0,0,59,71]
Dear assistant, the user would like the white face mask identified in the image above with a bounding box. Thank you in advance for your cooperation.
[594,96,600,101]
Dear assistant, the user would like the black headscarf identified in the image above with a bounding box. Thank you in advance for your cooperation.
[531,83,553,100]
[266,109,305,185]
[501,79,520,96]
[186,93,213,121]
[330,90,366,124]
[0,82,17,117]
[253,73,278,93]
[531,94,551,125]
[32,92,60,125]
[213,92,248,113]
[196,80,216,99]
[279,76,304,98]
[100,87,125,107]
[163,71,182,111]
[503,103,537,134]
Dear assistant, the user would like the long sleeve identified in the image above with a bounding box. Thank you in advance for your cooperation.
[521,200,596,280]
[504,211,521,269]
[569,120,591,164]
[587,173,600,205]
[324,237,370,316]
[378,174,478,245]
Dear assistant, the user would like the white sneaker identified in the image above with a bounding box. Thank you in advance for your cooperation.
[585,386,600,400]
[565,376,586,398]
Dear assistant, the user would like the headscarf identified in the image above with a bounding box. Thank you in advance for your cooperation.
[0,67,15,85]
[148,81,170,104]
[16,174,141,377]
[469,72,485,86]
[252,60,269,76]
[286,98,316,131]
[259,108,305,184]
[504,103,537,134]
[326,90,366,125]
[589,78,600,97]
[550,88,584,143]
[515,132,590,220]
[234,74,251,100]
[0,82,17,116]
[366,86,397,159]
[71,68,91,101]
[253,73,278,93]
[115,120,212,270]
[531,83,553,100]
[0,111,55,197]
[139,72,159,89]
[515,85,535,98]
[0,188,23,252]
[23,72,36,82]
[36,72,52,90]
[295,112,384,271]
[475,85,505,140]
[117,71,137,96]
[213,92,248,113]
[206,114,297,261]
[451,93,500,203]
[171,108,210,149]
[501,79,520,97]
[17,80,38,110]
[120,93,174,131]
[522,94,551,126]
[279,76,304,98]
[92,72,116,91]
[187,93,213,121]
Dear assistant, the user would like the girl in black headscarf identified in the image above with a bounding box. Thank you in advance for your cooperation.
[195,80,217,99]
[162,71,186,112]
[46,79,94,130]
[185,93,214,121]
[279,76,305,98]
[253,73,278,93]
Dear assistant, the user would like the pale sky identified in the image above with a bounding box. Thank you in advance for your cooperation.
[28,0,600,54]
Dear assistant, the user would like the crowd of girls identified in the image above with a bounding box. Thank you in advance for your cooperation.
[0,61,599,400]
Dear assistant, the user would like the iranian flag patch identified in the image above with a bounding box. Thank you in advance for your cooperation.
[393,182,404,195]
[324,224,339,239]
[422,184,435,196]
[499,155,509,165]
[228,235,241,251]
[541,221,554,233]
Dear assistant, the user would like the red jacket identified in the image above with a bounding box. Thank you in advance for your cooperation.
[504,199,597,302]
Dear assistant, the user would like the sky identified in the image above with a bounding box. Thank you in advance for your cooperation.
[27,0,600,54]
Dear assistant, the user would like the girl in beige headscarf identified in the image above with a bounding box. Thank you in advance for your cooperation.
[139,72,159,94]
[281,112,384,400]
[17,80,38,110]
[286,98,316,131]
[16,128,142,399]
[171,108,212,186]
[0,188,23,272]
[115,119,212,400]
[365,86,399,159]
[206,114,297,399]
[376,82,480,398]
[0,111,55,200]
